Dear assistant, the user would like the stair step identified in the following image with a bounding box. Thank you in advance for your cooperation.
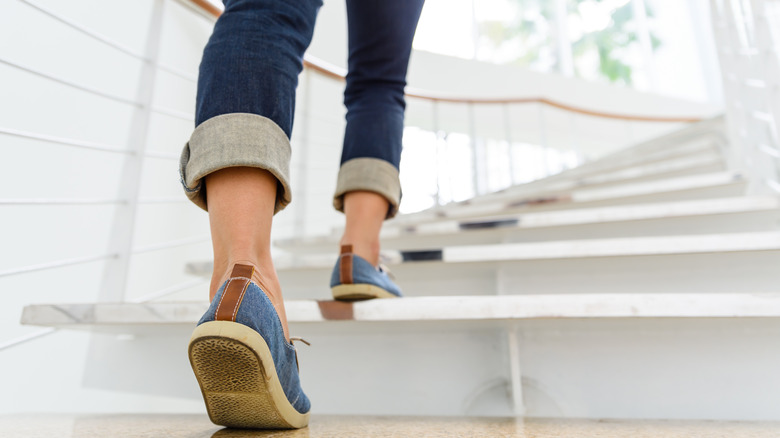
[266,232,780,271]
[442,230,780,263]
[276,196,780,254]
[177,232,780,300]
[30,297,778,421]
[474,144,724,203]
[392,171,746,226]
[477,117,725,198]
[21,293,780,331]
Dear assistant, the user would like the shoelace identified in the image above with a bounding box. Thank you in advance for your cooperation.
[289,336,311,346]
[377,263,396,280]
[289,337,310,371]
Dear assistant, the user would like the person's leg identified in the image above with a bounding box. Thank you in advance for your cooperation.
[205,167,290,340]
[330,0,424,300]
[181,0,320,428]
[335,0,425,260]
[181,0,321,338]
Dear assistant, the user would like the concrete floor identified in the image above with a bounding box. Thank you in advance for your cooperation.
[1,414,779,438]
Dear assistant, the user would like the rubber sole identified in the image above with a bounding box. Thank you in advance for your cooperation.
[188,321,309,429]
[331,283,400,301]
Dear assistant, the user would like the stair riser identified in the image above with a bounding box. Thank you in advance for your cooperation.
[88,318,780,421]
[390,212,780,250]
[276,251,780,299]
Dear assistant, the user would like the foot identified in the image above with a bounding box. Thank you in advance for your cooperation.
[330,244,402,300]
[190,264,310,429]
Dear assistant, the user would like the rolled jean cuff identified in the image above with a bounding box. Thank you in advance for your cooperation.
[179,113,292,214]
[333,157,401,219]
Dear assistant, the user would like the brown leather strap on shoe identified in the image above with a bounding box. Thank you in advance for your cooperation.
[215,264,255,321]
[339,244,354,285]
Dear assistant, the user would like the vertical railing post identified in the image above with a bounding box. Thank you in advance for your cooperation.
[506,328,526,416]
[569,112,582,167]
[496,266,525,416]
[710,0,745,171]
[503,103,517,185]
[537,102,551,179]
[294,68,313,237]
[97,0,165,303]
[468,102,482,196]
[432,100,442,206]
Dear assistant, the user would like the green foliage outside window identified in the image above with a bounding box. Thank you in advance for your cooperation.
[479,0,662,85]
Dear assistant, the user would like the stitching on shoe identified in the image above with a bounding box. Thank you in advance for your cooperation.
[231,278,251,321]
[214,278,233,320]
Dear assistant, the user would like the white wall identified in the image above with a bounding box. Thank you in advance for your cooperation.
[0,0,212,413]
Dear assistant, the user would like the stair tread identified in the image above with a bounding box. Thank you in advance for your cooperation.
[21,293,780,329]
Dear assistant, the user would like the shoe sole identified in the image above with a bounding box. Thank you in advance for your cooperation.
[188,321,310,429]
[331,283,400,301]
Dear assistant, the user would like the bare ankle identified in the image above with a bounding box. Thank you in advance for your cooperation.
[340,240,381,266]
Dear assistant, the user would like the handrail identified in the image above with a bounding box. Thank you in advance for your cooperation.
[186,0,702,123]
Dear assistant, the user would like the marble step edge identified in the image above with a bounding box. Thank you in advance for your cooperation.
[20,293,780,328]
[275,195,780,251]
[392,171,745,225]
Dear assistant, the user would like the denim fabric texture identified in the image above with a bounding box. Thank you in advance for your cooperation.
[332,158,402,219]
[198,280,311,414]
[330,254,403,297]
[184,0,425,218]
[196,0,322,136]
[180,113,292,212]
[340,0,425,169]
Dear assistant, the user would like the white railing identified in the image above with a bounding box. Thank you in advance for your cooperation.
[0,0,715,354]
[711,0,780,194]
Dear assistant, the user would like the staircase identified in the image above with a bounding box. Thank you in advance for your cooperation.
[21,115,780,421]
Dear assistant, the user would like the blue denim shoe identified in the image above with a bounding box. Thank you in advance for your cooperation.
[188,264,310,429]
[330,244,402,300]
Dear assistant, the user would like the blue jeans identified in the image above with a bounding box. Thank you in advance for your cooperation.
[180,0,425,218]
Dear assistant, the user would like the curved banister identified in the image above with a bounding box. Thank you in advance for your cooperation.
[185,0,702,123]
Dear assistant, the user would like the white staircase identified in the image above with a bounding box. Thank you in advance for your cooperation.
[21,116,780,421]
